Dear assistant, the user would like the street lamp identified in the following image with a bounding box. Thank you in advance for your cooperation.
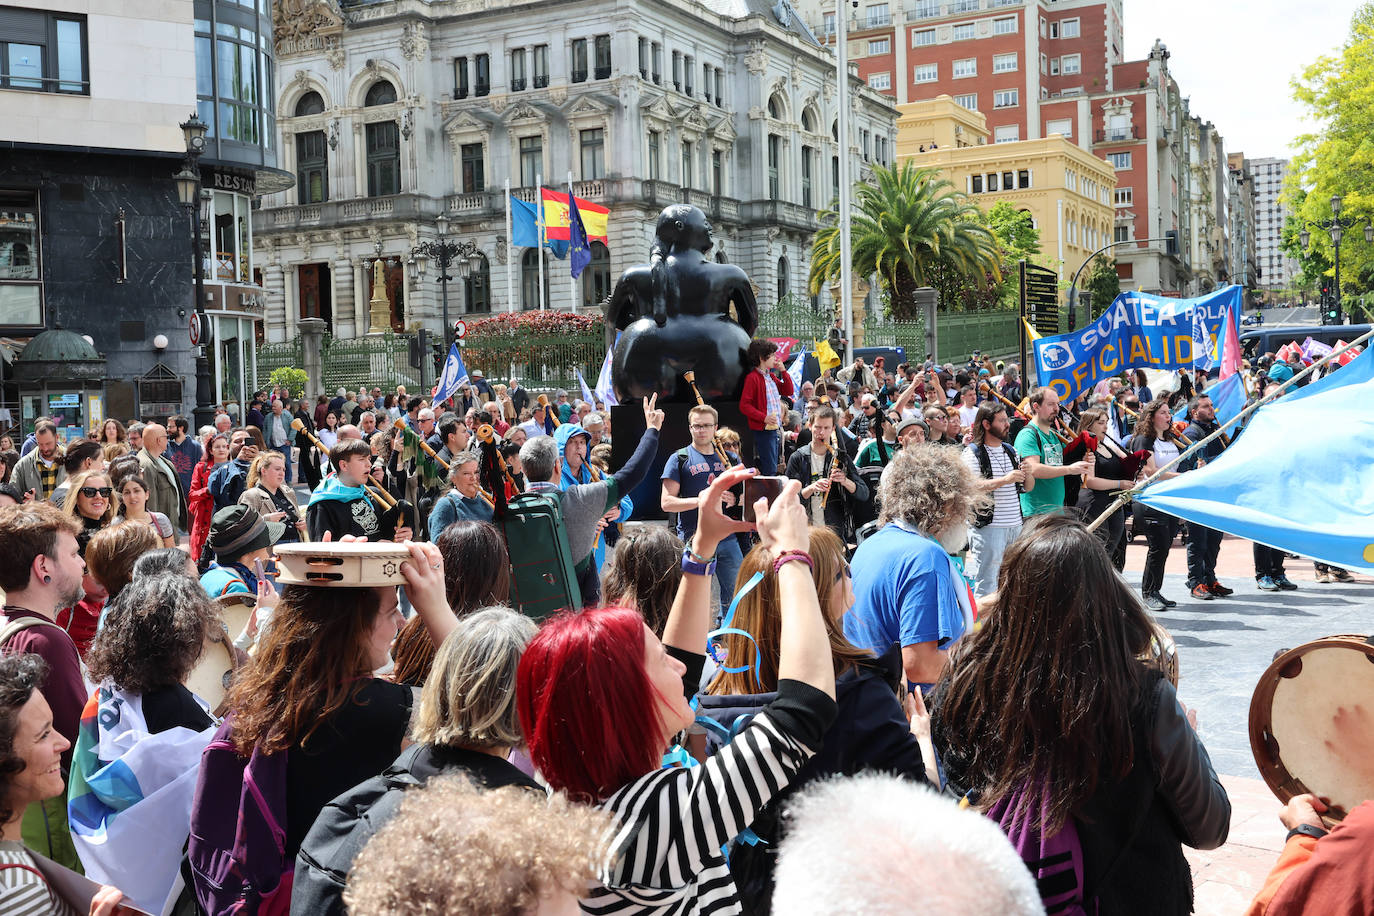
[411,214,482,349]
[1298,194,1374,325]
[176,113,215,429]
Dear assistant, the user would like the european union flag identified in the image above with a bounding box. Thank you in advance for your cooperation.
[569,192,591,279]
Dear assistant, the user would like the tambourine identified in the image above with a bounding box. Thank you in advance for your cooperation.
[213,593,256,645]
[274,541,414,587]
[1249,635,1374,822]
[185,633,239,717]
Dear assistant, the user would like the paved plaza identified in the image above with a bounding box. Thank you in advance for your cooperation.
[1123,532,1373,913]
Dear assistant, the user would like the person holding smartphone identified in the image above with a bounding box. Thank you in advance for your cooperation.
[661,404,743,609]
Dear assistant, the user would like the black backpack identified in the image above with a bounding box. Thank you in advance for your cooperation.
[971,443,1021,529]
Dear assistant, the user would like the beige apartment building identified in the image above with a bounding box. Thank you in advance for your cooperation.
[896,95,1116,302]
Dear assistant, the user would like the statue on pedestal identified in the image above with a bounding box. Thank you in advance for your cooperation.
[605,205,758,402]
[367,258,390,335]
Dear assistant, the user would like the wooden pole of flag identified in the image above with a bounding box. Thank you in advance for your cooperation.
[1085,327,1374,533]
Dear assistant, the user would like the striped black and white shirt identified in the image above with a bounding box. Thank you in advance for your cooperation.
[582,678,837,916]
[0,841,77,916]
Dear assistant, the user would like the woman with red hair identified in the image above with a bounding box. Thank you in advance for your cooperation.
[517,470,838,915]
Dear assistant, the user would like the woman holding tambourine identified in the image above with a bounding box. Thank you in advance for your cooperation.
[189,539,457,889]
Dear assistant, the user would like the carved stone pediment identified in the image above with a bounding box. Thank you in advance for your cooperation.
[274,0,345,57]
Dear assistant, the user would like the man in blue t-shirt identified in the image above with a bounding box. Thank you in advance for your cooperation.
[843,447,973,691]
[661,404,743,609]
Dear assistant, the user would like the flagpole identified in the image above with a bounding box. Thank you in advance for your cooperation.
[504,178,516,313]
[536,172,546,312]
[1086,327,1374,533]
[569,171,578,311]
[835,0,854,361]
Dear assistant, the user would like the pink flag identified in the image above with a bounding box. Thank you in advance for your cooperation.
[1218,304,1242,379]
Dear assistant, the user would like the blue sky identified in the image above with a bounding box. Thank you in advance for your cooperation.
[1124,0,1362,159]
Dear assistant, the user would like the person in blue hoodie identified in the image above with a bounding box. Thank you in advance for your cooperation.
[697,526,935,916]
[555,421,631,576]
[306,438,413,541]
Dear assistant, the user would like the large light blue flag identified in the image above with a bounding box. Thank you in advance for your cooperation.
[576,368,596,407]
[1135,349,1374,573]
[1203,372,1246,438]
[786,351,806,394]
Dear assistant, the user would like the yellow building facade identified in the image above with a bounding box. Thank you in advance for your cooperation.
[895,97,1117,300]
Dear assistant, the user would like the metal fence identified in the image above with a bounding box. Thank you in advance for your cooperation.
[253,332,418,395]
[460,332,606,394]
[935,311,1021,363]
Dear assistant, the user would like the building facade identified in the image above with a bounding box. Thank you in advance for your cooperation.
[0,0,286,429]
[1226,152,1258,291]
[1250,157,1298,298]
[253,0,898,344]
[896,95,1115,298]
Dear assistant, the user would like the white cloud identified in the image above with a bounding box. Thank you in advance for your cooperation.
[1124,0,1363,159]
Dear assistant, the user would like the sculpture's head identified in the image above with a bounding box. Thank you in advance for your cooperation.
[654,205,713,255]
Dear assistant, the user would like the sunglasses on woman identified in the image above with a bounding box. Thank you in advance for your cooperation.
[80,486,113,498]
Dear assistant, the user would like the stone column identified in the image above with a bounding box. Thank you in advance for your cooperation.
[354,259,370,337]
[264,262,288,342]
[333,255,355,339]
[298,317,328,397]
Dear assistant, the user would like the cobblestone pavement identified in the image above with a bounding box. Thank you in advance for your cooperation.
[1123,533,1373,913]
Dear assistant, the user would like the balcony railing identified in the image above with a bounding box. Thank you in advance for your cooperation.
[909,2,940,18]
[510,78,526,91]
[475,82,490,97]
[864,12,892,27]
[572,69,588,83]
[594,65,610,79]
[534,74,549,88]
[1096,126,1140,142]
[950,0,979,11]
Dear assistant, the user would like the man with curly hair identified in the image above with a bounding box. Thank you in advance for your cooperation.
[843,446,985,690]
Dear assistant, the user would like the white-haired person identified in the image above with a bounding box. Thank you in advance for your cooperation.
[772,772,1044,915]
[844,445,987,691]
[293,607,541,915]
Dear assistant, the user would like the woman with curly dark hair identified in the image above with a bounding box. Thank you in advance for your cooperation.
[71,573,220,912]
[0,653,128,914]
[391,521,510,687]
[932,513,1229,915]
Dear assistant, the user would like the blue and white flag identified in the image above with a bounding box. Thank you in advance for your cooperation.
[1034,285,1243,403]
[1136,348,1374,573]
[594,339,618,408]
[786,351,806,395]
[431,342,470,404]
[576,368,596,407]
[1204,372,1246,438]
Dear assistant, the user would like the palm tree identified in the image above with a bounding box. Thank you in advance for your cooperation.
[809,161,1001,318]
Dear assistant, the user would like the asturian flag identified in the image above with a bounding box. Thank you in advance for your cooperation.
[432,342,470,404]
[786,351,806,394]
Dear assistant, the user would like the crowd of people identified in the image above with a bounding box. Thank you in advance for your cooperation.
[0,339,1363,916]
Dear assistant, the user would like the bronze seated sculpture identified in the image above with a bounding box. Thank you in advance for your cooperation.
[605,205,758,402]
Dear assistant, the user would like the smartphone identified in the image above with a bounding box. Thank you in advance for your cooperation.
[254,557,267,585]
[743,476,786,522]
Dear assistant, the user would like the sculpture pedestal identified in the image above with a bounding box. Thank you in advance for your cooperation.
[609,402,754,520]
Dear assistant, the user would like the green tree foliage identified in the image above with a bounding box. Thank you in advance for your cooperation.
[1287,3,1374,295]
[267,367,309,398]
[1083,257,1124,317]
[808,161,1001,318]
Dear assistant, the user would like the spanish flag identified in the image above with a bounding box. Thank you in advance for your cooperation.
[540,188,609,242]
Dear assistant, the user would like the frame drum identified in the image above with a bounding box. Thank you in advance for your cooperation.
[185,633,238,717]
[1145,622,1180,688]
[1249,635,1374,821]
[274,541,414,587]
[213,593,256,644]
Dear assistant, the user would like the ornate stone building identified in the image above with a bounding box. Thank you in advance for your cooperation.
[253,0,898,343]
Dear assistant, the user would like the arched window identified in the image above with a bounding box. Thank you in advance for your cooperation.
[465,253,491,314]
[767,94,784,119]
[296,128,329,203]
[581,242,611,309]
[365,80,397,107]
[801,106,818,133]
[831,119,839,141]
[294,91,325,117]
[521,248,549,310]
[777,256,790,301]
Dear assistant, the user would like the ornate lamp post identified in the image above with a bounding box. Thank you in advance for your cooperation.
[175,113,215,429]
[411,213,482,348]
[1299,194,1373,325]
